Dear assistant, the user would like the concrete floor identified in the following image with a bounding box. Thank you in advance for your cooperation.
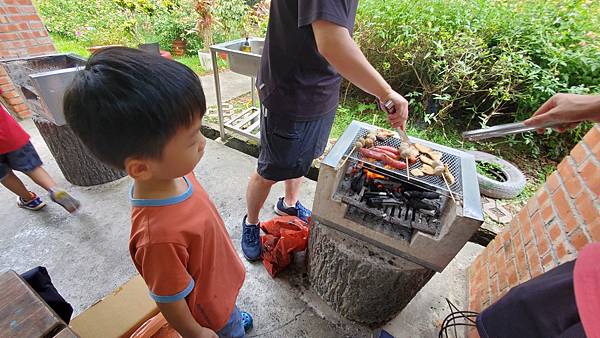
[0,119,483,338]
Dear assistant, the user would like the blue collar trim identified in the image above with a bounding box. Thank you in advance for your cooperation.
[130,176,193,207]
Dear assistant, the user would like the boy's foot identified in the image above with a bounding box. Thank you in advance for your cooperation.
[274,197,312,222]
[240,311,253,332]
[241,215,261,261]
[17,192,46,211]
[49,189,81,213]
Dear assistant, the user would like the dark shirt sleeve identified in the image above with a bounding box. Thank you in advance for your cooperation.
[298,0,351,29]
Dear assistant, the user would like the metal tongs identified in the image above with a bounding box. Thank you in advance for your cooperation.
[462,121,560,141]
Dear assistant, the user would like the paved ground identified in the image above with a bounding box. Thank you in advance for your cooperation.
[200,70,252,107]
[0,118,483,337]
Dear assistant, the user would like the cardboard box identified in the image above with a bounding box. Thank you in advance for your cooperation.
[70,275,158,338]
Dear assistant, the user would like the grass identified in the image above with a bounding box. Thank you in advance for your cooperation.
[49,33,209,75]
[50,33,91,58]
[172,55,206,75]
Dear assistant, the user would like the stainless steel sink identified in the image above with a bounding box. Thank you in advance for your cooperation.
[210,37,264,77]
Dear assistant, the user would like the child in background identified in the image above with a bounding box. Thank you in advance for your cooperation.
[63,47,252,338]
[0,98,80,212]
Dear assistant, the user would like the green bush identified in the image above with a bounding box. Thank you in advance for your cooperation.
[34,0,136,45]
[354,0,600,160]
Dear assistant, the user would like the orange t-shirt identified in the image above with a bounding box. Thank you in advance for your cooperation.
[129,173,246,331]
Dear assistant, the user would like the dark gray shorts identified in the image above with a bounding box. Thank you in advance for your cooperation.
[0,141,43,181]
[257,107,335,181]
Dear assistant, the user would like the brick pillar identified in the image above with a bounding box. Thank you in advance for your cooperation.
[0,0,56,119]
[467,124,600,337]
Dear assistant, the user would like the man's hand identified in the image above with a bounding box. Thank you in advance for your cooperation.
[379,90,409,130]
[524,94,600,133]
[157,300,216,338]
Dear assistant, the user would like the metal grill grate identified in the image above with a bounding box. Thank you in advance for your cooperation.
[346,128,463,197]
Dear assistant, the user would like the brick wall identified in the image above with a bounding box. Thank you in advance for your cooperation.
[0,0,56,119]
[467,124,600,335]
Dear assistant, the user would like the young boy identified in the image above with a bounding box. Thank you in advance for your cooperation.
[0,100,80,213]
[63,47,252,338]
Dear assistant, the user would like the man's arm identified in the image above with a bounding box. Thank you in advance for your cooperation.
[157,299,217,338]
[312,19,408,129]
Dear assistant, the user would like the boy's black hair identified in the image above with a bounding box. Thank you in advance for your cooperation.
[64,47,206,169]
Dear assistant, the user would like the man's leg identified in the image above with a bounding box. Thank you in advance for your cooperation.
[245,171,276,225]
[283,177,303,207]
[1,170,33,200]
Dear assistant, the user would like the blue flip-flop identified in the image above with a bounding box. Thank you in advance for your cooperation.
[240,311,253,332]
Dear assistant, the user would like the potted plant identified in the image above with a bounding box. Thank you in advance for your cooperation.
[153,4,198,56]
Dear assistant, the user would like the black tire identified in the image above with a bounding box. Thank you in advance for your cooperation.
[465,150,526,199]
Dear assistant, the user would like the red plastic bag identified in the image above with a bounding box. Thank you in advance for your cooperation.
[129,312,180,338]
[260,216,309,277]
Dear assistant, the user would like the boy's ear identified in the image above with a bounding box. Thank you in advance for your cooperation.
[125,157,152,180]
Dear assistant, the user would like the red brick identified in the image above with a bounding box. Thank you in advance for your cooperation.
[29,22,44,30]
[526,197,539,216]
[579,160,600,196]
[13,103,29,112]
[548,223,561,242]
[562,210,580,234]
[498,268,508,291]
[546,172,561,193]
[541,205,555,224]
[506,261,519,287]
[19,31,33,39]
[513,231,523,251]
[555,242,567,261]
[1,89,18,98]
[488,256,497,277]
[583,125,600,147]
[569,229,589,252]
[564,176,584,199]
[570,143,589,165]
[537,235,549,256]
[575,193,599,225]
[503,241,514,260]
[590,219,600,242]
[6,6,18,14]
[537,189,550,207]
[515,250,530,281]
[0,32,18,40]
[528,250,543,278]
[531,213,543,236]
[541,253,555,271]
[7,96,23,105]
[0,24,18,33]
[552,188,571,216]
[522,220,534,245]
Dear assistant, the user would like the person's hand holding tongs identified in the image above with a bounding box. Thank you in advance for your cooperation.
[379,90,410,142]
[463,94,600,141]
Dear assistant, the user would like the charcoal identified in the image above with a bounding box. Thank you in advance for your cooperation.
[404,191,440,200]
[407,199,436,211]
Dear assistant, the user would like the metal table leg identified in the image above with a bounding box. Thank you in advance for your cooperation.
[211,49,226,140]
[251,76,256,107]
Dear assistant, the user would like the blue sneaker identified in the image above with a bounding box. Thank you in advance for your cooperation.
[17,192,46,211]
[240,311,253,332]
[274,197,312,222]
[241,215,261,261]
